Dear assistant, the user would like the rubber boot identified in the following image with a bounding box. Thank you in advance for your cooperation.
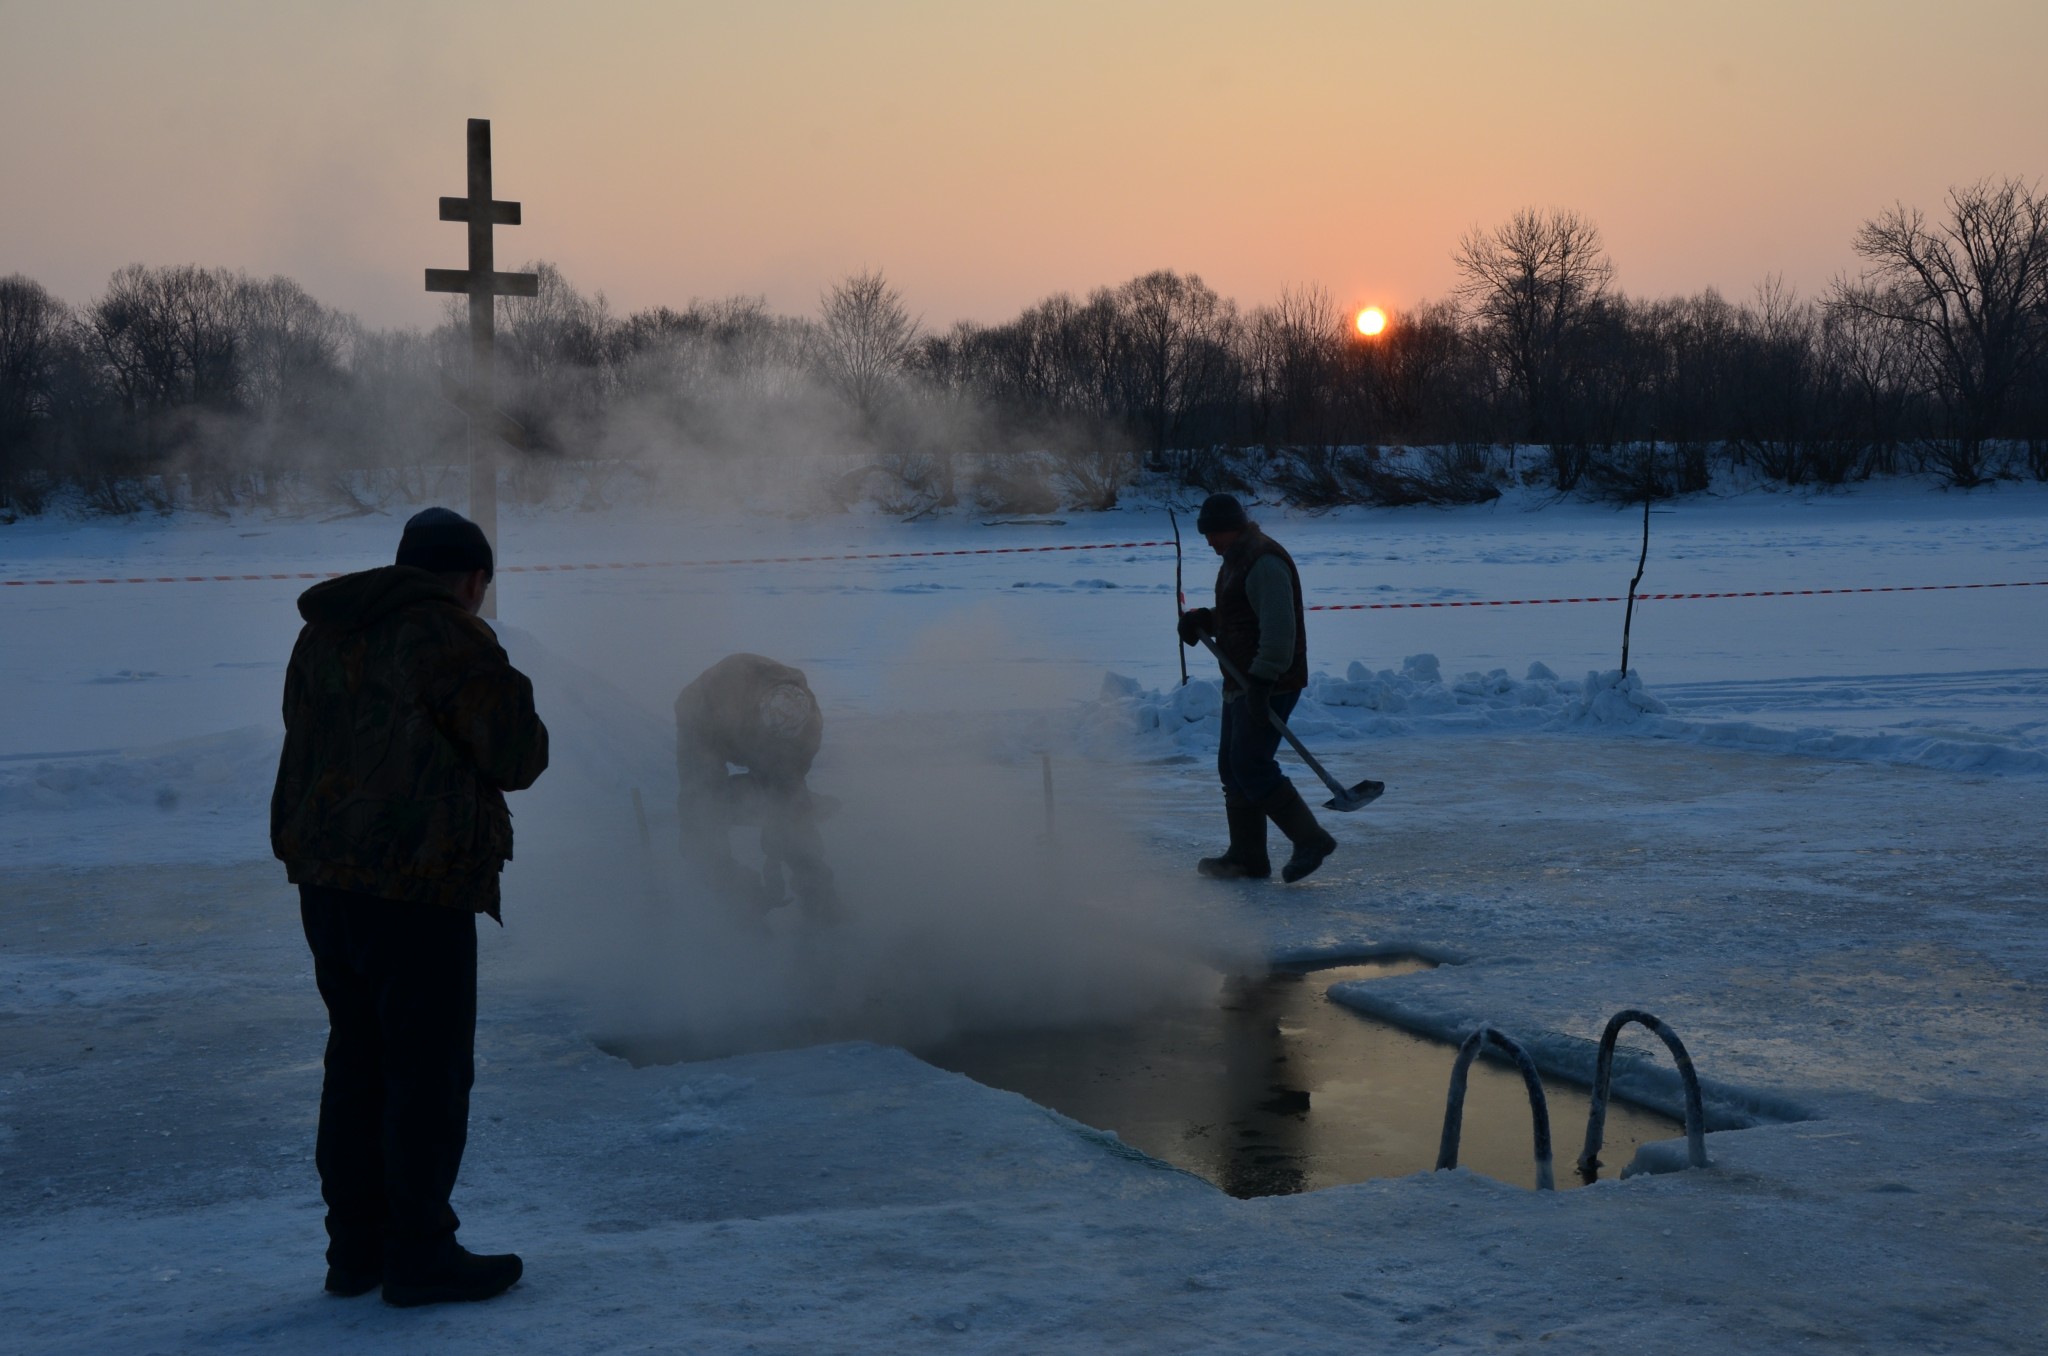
[1262,782,1337,883]
[383,1242,523,1308]
[323,1233,382,1297]
[324,1263,382,1298]
[1197,798,1272,879]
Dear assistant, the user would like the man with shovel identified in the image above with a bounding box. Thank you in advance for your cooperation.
[1176,493,1337,882]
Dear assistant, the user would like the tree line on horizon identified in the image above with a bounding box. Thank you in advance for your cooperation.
[3,176,2046,519]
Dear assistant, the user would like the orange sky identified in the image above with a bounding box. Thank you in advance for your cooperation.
[4,0,2045,330]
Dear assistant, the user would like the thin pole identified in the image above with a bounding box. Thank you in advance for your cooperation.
[1619,490,1649,677]
[1169,507,1188,686]
[466,119,498,619]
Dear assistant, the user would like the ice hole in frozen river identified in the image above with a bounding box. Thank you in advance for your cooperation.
[601,957,1692,1196]
[918,958,1691,1195]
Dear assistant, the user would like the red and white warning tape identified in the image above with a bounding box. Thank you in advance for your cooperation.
[1305,581,2048,611]
[3,541,2042,610]
[0,539,1174,587]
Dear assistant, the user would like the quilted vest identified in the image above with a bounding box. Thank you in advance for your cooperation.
[1213,529,1308,693]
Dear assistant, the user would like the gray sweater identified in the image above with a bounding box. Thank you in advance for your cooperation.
[1243,553,1298,684]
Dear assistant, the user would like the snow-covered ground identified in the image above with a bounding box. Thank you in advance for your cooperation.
[3,478,2045,1351]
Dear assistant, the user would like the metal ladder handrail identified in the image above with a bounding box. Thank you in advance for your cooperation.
[1435,1026,1555,1191]
[1576,1008,1708,1183]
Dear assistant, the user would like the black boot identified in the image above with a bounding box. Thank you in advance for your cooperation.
[322,1232,382,1297]
[1198,797,1271,879]
[1262,782,1337,883]
[324,1263,382,1298]
[383,1242,523,1308]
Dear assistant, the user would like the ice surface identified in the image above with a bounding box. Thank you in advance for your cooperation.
[3,479,2045,1350]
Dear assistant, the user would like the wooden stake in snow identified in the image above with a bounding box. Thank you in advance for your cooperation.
[425,118,537,619]
[1168,506,1189,687]
[1619,491,1651,677]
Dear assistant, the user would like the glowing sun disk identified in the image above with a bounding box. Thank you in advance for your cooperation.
[1356,306,1387,336]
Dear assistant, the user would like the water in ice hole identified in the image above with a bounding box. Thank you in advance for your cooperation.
[919,958,1683,1195]
[602,958,1684,1196]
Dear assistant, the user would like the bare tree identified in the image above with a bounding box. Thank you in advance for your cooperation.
[817,269,919,419]
[232,275,354,420]
[1453,208,1614,446]
[0,275,71,509]
[1068,287,1130,425]
[496,261,616,448]
[0,275,65,437]
[1649,288,1739,449]
[615,295,798,406]
[1727,277,1830,483]
[1246,284,1344,448]
[1116,269,1239,459]
[1558,296,1667,496]
[1338,299,1480,446]
[1819,301,1914,475]
[85,264,242,414]
[1832,177,2048,485]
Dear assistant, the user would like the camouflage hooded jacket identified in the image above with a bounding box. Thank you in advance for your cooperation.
[270,566,549,916]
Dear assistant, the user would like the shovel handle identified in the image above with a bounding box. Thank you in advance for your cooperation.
[1194,632,1354,804]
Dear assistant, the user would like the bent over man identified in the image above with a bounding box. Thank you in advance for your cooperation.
[1176,493,1337,883]
[675,652,839,923]
[272,506,548,1306]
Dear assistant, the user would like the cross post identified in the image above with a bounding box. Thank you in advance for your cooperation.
[425,118,537,618]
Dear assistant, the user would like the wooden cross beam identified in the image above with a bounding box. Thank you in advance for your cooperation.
[424,118,536,618]
[423,119,540,305]
[425,266,539,297]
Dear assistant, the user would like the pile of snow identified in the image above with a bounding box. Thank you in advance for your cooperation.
[1091,655,2048,778]
[1093,655,1665,745]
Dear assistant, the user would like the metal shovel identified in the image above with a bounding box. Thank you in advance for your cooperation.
[1196,633,1385,812]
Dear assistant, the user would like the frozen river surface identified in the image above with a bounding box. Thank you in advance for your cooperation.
[2,480,2044,1351]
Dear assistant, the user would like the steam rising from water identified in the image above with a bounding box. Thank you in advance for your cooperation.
[498,618,1253,1060]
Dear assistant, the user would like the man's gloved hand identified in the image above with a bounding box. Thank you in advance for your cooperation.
[1243,675,1275,729]
[1176,608,1214,646]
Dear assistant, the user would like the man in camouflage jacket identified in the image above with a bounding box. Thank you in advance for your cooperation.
[271,507,547,1306]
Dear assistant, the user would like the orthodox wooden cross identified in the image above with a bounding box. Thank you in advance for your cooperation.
[425,117,536,617]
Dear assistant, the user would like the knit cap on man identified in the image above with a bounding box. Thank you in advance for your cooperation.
[395,507,494,578]
[1195,493,1248,534]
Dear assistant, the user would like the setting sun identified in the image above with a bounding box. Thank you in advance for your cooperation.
[1355,306,1387,336]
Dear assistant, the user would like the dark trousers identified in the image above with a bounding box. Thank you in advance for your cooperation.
[300,884,477,1272]
[1216,688,1300,804]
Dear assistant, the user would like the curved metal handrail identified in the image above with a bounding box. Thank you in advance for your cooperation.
[1576,1008,1708,1183]
[1435,1026,1555,1191]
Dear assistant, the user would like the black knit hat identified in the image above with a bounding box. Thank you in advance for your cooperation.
[1195,493,1248,534]
[395,507,494,578]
